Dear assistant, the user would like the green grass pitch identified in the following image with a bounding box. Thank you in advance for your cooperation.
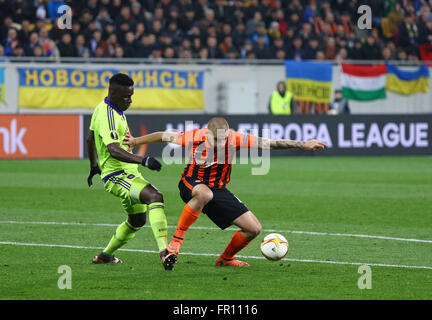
[0,156,431,300]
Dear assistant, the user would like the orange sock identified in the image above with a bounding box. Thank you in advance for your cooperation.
[172,203,201,242]
[221,231,252,260]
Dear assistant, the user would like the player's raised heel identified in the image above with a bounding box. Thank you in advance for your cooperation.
[215,256,250,267]
[92,253,123,264]
[167,236,183,255]
[160,249,178,270]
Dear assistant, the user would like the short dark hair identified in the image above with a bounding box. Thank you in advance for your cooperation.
[109,73,134,87]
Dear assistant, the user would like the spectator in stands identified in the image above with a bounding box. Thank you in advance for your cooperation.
[271,37,287,59]
[286,37,304,60]
[12,44,25,57]
[131,2,146,25]
[198,47,208,60]
[381,47,392,60]
[206,36,223,59]
[398,15,419,55]
[258,0,273,25]
[304,1,318,23]
[213,0,232,23]
[324,36,337,60]
[179,6,196,33]
[329,89,350,115]
[166,21,183,46]
[219,36,235,57]
[89,30,102,55]
[34,0,48,21]
[303,37,321,60]
[94,46,105,58]
[419,17,432,44]
[348,39,363,60]
[246,11,264,37]
[0,17,14,41]
[198,9,219,35]
[397,49,408,60]
[24,32,39,56]
[134,35,151,58]
[191,36,202,58]
[58,32,76,57]
[114,44,124,58]
[275,9,288,36]
[268,21,281,42]
[360,35,383,60]
[219,23,232,43]
[239,39,253,59]
[253,34,273,59]
[101,32,117,57]
[315,50,326,60]
[33,45,44,57]
[2,28,19,56]
[335,47,348,62]
[232,23,247,48]
[251,23,270,45]
[39,27,58,57]
[122,32,136,58]
[163,46,176,59]
[95,7,113,32]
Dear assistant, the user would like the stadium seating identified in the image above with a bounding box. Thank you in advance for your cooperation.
[1,0,432,61]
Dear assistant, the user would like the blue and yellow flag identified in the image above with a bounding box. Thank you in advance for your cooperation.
[17,68,205,110]
[386,64,430,95]
[0,67,4,103]
[285,60,333,103]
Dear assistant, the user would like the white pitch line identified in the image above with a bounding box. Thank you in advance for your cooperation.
[1,240,431,270]
[1,220,432,244]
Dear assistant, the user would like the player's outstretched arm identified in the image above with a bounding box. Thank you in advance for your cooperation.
[123,131,178,149]
[86,130,101,186]
[254,137,327,151]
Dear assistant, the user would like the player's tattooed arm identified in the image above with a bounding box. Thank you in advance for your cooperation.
[123,131,177,149]
[255,137,327,151]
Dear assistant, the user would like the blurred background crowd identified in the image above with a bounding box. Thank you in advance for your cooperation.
[1,0,432,61]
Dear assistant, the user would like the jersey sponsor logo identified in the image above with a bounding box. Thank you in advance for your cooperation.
[110,131,118,140]
[127,174,135,179]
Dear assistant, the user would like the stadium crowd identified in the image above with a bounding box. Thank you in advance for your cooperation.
[1,0,432,61]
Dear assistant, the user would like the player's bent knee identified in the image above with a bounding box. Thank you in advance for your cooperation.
[246,222,262,239]
[149,190,164,203]
[200,190,213,204]
[128,213,146,228]
[139,185,164,204]
[249,225,262,238]
[193,188,213,206]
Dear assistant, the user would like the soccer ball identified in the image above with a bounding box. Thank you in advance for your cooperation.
[260,233,289,261]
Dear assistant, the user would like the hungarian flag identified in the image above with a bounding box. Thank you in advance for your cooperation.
[341,64,387,101]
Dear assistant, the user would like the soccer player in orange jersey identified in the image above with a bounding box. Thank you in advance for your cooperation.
[123,117,326,267]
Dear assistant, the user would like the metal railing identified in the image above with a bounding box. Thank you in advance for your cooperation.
[0,56,429,67]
